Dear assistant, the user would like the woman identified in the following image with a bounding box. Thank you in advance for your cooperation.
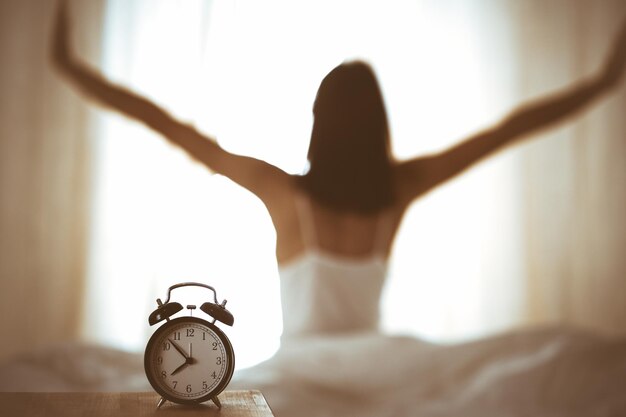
[53,2,626,415]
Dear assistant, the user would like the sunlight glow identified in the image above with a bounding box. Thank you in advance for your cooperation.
[84,0,524,369]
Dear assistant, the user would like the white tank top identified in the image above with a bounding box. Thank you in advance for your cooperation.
[278,196,391,339]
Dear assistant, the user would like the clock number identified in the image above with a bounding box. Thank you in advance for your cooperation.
[186,328,194,338]
[172,381,178,389]
[216,357,222,365]
[211,371,217,380]
[161,370,167,378]
[157,356,163,365]
[163,342,171,351]
[202,332,206,341]
[186,384,192,393]
[202,381,208,390]
[212,342,218,351]
[173,331,181,341]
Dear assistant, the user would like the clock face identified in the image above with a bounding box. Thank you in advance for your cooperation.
[144,317,234,404]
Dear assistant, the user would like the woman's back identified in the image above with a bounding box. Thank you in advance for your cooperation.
[277,191,398,337]
[271,182,404,266]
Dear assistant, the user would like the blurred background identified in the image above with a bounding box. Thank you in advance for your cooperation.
[0,0,624,371]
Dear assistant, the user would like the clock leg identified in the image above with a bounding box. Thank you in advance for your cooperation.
[212,396,222,409]
[156,397,167,409]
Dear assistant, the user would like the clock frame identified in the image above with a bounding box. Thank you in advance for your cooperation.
[144,282,235,409]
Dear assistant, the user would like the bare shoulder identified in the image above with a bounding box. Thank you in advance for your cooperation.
[261,176,307,262]
[244,169,297,224]
[392,157,438,207]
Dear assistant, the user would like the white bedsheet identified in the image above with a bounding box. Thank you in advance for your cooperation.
[1,326,625,417]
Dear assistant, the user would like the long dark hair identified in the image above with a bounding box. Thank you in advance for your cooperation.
[298,61,394,213]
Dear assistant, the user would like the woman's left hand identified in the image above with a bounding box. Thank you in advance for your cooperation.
[51,0,72,70]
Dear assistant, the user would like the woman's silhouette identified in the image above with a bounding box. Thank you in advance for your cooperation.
[52,3,626,266]
[52,1,626,413]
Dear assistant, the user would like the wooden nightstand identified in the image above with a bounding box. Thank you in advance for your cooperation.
[0,390,273,417]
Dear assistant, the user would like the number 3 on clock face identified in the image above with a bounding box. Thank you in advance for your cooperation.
[144,316,235,405]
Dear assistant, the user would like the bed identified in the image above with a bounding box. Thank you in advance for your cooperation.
[1,325,625,416]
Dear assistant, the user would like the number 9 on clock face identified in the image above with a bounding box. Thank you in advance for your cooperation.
[144,316,235,404]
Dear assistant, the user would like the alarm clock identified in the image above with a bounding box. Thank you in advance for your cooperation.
[144,282,235,409]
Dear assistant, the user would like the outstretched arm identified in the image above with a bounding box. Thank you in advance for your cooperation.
[398,19,626,202]
[51,0,289,197]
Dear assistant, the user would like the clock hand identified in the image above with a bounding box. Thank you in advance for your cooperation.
[169,339,190,360]
[187,343,197,365]
[171,361,188,376]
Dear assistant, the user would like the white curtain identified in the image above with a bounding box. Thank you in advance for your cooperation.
[514,0,626,334]
[0,0,106,361]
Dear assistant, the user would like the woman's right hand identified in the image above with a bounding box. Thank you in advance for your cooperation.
[600,18,626,89]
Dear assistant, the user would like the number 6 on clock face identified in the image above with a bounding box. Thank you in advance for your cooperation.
[144,316,235,405]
